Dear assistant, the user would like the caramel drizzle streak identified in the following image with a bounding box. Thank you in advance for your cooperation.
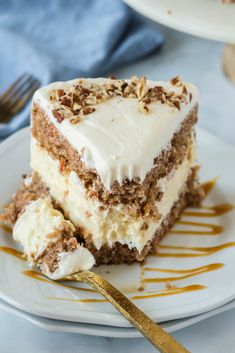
[183,204,234,218]
[143,263,224,283]
[201,178,217,196]
[171,220,223,235]
[48,284,206,303]
[0,246,25,260]
[47,296,107,303]
[0,249,208,301]
[152,242,235,258]
[131,285,206,300]
[0,224,12,234]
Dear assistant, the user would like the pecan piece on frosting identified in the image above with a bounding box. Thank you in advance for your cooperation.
[136,76,148,100]
[52,109,64,123]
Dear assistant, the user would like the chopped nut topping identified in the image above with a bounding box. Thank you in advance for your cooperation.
[182,85,187,94]
[136,76,148,100]
[170,75,182,86]
[55,89,65,100]
[172,99,181,110]
[60,95,73,108]
[73,102,82,111]
[142,97,151,104]
[52,109,64,123]
[81,106,96,115]
[69,116,81,125]
[138,101,149,114]
[49,75,192,124]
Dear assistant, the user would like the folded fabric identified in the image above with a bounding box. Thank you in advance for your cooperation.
[0,0,164,139]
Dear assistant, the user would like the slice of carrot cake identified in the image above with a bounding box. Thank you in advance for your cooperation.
[1,76,204,277]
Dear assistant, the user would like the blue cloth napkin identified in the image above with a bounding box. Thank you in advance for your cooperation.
[0,0,164,139]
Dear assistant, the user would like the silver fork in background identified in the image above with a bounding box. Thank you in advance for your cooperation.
[0,73,41,123]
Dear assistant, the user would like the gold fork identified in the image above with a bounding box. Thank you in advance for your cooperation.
[0,73,40,123]
[59,270,190,353]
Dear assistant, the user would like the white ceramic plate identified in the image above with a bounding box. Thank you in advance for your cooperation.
[124,0,235,43]
[1,297,235,338]
[0,127,235,328]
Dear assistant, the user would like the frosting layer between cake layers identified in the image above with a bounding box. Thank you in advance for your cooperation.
[31,137,196,252]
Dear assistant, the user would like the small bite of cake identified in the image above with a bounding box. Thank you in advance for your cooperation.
[12,197,95,279]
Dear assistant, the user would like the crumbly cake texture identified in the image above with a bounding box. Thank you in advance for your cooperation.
[1,167,203,265]
[80,168,203,264]
[1,76,204,269]
[4,193,95,279]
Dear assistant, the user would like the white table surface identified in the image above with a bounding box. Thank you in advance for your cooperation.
[1,25,235,352]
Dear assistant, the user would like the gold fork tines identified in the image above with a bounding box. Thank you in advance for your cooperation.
[63,271,190,353]
[0,73,40,123]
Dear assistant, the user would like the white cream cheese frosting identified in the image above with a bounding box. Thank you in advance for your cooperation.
[33,77,198,190]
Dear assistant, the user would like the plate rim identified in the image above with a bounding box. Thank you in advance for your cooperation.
[124,0,235,44]
[1,297,235,338]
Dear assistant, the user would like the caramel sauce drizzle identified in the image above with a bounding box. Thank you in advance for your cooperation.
[171,220,223,235]
[0,224,12,234]
[0,246,25,260]
[47,296,107,303]
[153,242,235,258]
[131,285,206,300]
[143,263,224,283]
[183,204,234,218]
[170,178,233,235]
[48,284,206,303]
[201,178,217,196]
[0,252,208,301]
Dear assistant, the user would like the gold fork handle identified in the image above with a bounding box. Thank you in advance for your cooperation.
[71,271,190,353]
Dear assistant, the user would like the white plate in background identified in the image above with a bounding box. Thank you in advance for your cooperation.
[124,0,235,43]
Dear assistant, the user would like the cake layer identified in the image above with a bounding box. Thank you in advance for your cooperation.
[1,167,201,265]
[88,170,199,265]
[33,77,198,190]
[31,137,197,253]
[31,101,197,218]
